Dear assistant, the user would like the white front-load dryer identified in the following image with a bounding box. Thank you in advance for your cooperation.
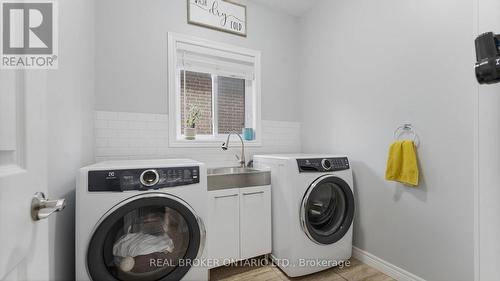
[254,154,355,277]
[76,159,208,281]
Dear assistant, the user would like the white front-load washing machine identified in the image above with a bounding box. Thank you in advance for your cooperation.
[254,154,355,277]
[76,159,208,281]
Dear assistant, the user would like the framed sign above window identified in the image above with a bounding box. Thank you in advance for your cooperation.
[167,33,261,148]
[187,0,247,37]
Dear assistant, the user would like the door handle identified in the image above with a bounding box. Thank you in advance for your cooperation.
[214,194,238,199]
[242,191,265,196]
[31,192,66,221]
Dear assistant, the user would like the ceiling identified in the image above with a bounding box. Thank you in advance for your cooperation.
[248,0,319,17]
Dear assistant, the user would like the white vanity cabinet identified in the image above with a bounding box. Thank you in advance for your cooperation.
[207,185,271,267]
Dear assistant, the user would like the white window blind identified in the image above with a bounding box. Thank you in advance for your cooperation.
[176,41,255,80]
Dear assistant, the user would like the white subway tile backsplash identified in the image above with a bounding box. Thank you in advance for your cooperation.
[94,111,301,165]
[115,130,137,138]
[155,114,169,122]
[94,119,108,129]
[95,128,116,138]
[128,121,150,130]
[148,121,168,131]
[95,111,118,120]
[108,138,129,148]
[108,120,129,130]
[95,138,108,147]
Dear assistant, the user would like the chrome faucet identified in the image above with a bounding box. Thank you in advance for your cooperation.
[221,133,246,168]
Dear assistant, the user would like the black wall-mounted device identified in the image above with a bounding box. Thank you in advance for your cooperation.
[475,32,500,84]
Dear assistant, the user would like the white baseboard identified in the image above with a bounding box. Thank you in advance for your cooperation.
[352,247,426,281]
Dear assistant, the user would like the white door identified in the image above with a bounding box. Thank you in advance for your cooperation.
[0,71,59,281]
[477,0,500,280]
[240,186,271,260]
[207,189,240,266]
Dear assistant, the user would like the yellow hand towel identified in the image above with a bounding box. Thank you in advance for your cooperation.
[385,140,419,186]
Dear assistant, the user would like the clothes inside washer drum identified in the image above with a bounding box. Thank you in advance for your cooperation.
[113,232,174,258]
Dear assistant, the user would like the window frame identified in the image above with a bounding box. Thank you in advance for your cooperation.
[167,32,262,148]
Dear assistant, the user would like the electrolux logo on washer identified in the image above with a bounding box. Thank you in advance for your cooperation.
[0,0,58,69]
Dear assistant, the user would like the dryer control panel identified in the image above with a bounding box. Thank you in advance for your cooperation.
[88,166,200,192]
[297,158,349,173]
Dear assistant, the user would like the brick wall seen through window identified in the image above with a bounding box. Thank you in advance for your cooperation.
[180,71,213,135]
[218,76,245,134]
[180,71,246,135]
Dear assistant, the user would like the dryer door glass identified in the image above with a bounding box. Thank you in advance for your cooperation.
[301,175,355,245]
[87,195,204,281]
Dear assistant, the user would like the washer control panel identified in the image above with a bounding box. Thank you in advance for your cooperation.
[88,166,200,192]
[297,158,349,173]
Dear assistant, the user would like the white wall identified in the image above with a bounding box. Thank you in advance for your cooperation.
[95,0,301,122]
[93,0,302,165]
[477,0,500,279]
[299,1,476,280]
[93,111,301,166]
[46,0,95,280]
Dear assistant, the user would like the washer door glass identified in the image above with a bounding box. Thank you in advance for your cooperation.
[301,176,355,245]
[87,195,203,281]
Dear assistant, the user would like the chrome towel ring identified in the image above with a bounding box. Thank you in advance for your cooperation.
[394,123,420,147]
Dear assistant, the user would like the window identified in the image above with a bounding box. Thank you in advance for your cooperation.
[180,71,247,135]
[168,33,261,147]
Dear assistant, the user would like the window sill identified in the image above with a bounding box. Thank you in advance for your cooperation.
[169,137,262,148]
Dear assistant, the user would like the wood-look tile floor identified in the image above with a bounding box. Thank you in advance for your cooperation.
[210,257,395,281]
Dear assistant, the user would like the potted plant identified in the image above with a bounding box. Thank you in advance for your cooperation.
[185,105,201,140]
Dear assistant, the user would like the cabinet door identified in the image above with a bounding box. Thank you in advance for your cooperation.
[240,186,272,260]
[208,189,240,267]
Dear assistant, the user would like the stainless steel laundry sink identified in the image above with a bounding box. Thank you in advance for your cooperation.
[208,167,262,175]
[207,167,271,191]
